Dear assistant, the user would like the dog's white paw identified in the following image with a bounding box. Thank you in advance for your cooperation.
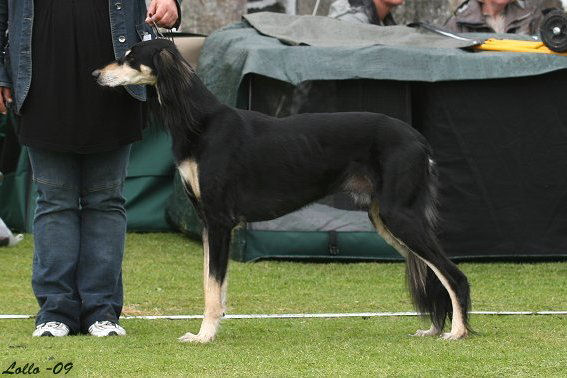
[440,330,468,340]
[412,327,441,337]
[411,324,441,337]
[178,331,215,343]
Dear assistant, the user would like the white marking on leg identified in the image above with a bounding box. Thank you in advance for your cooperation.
[221,273,228,312]
[370,201,409,258]
[178,159,201,199]
[178,277,224,343]
[371,202,429,331]
[370,201,467,339]
[418,258,468,340]
[203,229,209,292]
[179,230,225,343]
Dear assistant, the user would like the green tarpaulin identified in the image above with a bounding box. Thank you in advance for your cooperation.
[198,14,567,107]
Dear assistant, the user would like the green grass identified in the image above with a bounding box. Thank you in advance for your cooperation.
[1,233,566,376]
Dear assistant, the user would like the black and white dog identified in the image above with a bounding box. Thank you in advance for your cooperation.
[94,39,472,343]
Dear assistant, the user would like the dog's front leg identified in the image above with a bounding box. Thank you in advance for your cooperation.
[179,225,230,343]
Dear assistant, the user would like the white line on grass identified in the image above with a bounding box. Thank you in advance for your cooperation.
[0,315,32,319]
[1,311,566,320]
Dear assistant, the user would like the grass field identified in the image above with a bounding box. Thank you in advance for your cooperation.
[1,233,566,376]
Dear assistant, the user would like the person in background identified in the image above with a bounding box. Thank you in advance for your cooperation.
[328,0,405,25]
[0,0,180,337]
[445,0,564,35]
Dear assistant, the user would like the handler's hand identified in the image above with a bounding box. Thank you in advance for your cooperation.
[0,87,12,115]
[146,0,179,28]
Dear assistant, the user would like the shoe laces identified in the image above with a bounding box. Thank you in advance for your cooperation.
[40,321,62,328]
[95,321,116,327]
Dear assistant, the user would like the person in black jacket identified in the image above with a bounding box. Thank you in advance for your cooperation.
[0,0,180,338]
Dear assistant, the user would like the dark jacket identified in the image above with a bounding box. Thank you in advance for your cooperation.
[0,0,182,113]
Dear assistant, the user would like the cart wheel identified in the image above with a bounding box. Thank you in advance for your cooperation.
[540,9,567,52]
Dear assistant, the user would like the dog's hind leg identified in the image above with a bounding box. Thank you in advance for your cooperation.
[369,201,469,339]
[369,202,441,337]
[368,147,471,339]
[179,224,230,343]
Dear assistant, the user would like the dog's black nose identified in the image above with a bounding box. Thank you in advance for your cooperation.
[91,69,101,78]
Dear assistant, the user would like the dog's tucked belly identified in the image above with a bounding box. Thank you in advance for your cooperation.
[239,198,324,223]
[235,177,360,223]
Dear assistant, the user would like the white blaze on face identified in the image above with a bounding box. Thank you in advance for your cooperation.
[97,62,156,87]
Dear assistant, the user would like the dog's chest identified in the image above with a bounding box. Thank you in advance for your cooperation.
[178,159,201,199]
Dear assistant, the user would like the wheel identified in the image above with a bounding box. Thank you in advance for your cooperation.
[540,9,567,52]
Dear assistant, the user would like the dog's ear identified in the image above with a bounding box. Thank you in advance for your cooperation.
[153,48,177,78]
[151,46,201,132]
[152,48,182,108]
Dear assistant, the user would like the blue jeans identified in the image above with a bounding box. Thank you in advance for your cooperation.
[28,145,131,334]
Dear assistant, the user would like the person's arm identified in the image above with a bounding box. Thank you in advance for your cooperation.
[0,0,12,115]
[146,0,182,29]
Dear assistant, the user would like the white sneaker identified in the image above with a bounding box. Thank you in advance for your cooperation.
[88,321,126,337]
[32,322,70,337]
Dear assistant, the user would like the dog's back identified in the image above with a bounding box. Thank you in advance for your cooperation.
[198,108,429,221]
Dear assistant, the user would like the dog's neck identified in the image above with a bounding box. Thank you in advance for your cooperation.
[151,60,223,160]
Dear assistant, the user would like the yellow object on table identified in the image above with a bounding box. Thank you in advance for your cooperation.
[475,38,567,56]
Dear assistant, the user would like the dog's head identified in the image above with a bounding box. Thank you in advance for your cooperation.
[94,38,206,134]
[93,38,180,87]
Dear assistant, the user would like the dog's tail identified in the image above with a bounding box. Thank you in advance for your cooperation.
[373,143,471,333]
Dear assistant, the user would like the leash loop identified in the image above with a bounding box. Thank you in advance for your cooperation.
[150,20,175,44]
[151,20,167,39]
